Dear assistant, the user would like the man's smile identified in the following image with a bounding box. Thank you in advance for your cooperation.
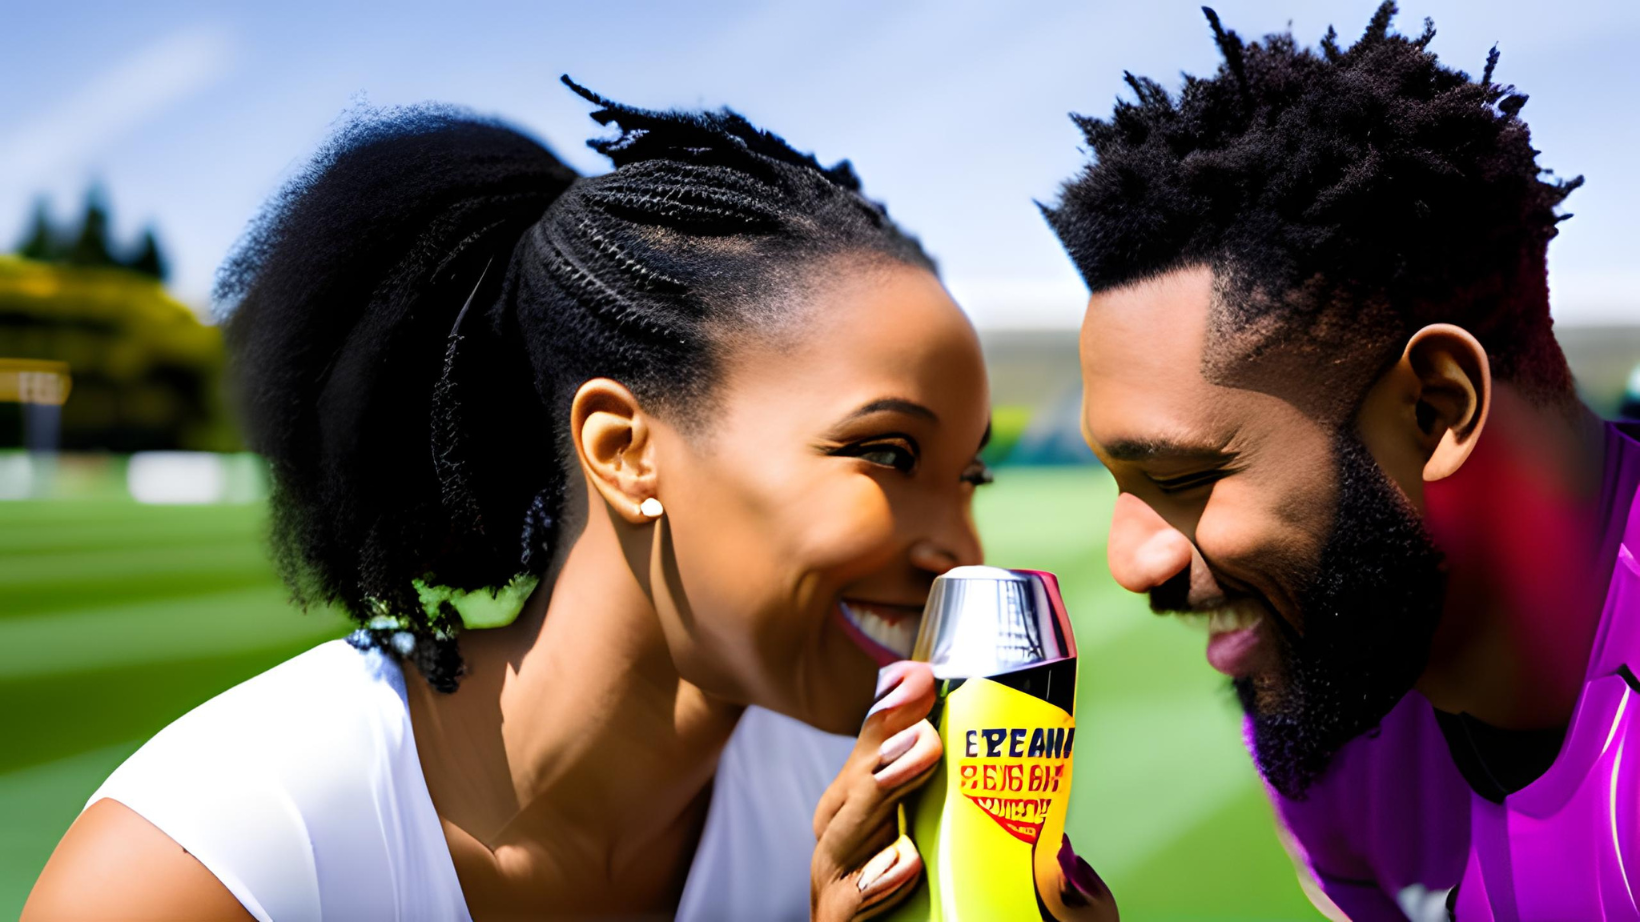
[1175,598,1276,678]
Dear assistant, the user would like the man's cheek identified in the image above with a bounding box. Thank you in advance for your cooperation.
[1196,484,1323,618]
[1193,481,1313,568]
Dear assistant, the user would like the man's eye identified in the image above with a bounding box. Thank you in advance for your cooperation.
[1149,470,1226,495]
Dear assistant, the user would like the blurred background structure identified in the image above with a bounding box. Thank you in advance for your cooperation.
[2,0,1637,919]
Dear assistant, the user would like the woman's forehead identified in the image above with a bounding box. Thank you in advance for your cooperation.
[716,264,988,432]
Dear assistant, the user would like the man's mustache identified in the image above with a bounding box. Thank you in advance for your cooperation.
[1148,570,1194,615]
[1149,572,1301,647]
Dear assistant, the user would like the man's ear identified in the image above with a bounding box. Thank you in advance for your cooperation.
[570,378,659,524]
[1402,324,1491,481]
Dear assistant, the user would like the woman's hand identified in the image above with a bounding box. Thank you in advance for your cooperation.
[810,660,1120,921]
[811,661,942,921]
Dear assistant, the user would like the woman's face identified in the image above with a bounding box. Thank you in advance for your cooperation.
[649,260,990,734]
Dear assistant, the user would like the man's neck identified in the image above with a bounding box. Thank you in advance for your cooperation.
[1415,385,1610,729]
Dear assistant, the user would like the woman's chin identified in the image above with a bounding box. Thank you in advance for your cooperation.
[787,631,886,734]
[746,606,922,735]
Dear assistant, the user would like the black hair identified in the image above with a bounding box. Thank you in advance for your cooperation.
[1043,2,1582,414]
[219,78,933,691]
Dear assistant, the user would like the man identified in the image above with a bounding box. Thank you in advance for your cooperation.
[1043,3,1640,920]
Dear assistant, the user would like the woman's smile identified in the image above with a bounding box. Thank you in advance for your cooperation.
[836,599,924,666]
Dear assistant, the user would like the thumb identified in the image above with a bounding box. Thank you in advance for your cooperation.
[861,661,938,743]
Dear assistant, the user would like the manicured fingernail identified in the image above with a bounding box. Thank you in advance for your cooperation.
[878,726,918,766]
[1075,855,1107,895]
[857,838,903,893]
[1058,834,1107,902]
[876,663,909,698]
[866,674,917,719]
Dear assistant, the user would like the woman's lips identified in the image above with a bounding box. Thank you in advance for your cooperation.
[836,600,922,666]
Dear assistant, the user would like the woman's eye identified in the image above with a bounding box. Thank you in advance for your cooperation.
[962,461,995,487]
[856,445,915,472]
[827,437,920,473]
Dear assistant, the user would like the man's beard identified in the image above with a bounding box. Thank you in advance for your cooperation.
[1233,432,1447,799]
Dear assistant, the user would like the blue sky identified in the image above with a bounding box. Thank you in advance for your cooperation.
[4,0,1637,328]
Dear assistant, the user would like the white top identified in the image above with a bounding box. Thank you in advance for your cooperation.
[87,640,855,921]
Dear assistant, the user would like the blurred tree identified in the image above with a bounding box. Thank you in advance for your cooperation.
[0,256,238,452]
[2,184,236,453]
[16,199,61,262]
[14,189,172,280]
[128,227,169,282]
[66,186,117,269]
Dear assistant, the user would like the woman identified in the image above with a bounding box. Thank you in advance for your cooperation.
[23,79,992,921]
[26,79,1118,922]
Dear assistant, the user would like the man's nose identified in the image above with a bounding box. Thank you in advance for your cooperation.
[1107,492,1193,594]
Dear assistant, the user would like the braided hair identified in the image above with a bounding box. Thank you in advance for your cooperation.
[1043,2,1582,414]
[219,78,933,691]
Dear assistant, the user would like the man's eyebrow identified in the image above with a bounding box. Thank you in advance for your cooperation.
[1100,437,1230,463]
[843,398,939,424]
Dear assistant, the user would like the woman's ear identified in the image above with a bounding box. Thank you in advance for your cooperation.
[571,378,660,524]
[1402,324,1491,481]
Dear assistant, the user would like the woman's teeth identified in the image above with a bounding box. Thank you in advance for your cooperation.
[840,602,920,657]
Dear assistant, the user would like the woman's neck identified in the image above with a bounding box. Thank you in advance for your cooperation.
[406,500,743,916]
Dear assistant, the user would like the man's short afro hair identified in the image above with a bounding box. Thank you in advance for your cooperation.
[1044,2,1582,404]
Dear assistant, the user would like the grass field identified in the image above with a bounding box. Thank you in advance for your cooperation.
[0,466,1323,920]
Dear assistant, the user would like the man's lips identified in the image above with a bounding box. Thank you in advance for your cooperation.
[835,600,923,667]
[1206,619,1265,676]
[1182,601,1274,677]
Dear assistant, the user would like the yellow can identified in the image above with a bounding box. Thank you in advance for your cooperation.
[887,567,1078,921]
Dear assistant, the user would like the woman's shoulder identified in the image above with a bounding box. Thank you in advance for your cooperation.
[91,640,416,814]
[134,638,415,757]
[83,639,467,921]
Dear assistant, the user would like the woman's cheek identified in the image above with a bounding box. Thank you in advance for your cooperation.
[655,470,899,692]
[784,476,901,580]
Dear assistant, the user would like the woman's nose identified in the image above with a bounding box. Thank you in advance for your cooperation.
[1107,492,1193,594]
[910,510,983,575]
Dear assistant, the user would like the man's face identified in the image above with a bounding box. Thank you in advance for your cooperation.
[1079,266,1446,797]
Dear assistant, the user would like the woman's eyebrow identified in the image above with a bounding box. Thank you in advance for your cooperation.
[842,398,939,424]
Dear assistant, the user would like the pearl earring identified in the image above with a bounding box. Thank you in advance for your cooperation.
[639,497,664,518]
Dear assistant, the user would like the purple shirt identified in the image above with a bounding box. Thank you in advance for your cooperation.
[1263,422,1640,921]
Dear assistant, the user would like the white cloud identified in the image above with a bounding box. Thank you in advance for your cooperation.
[0,25,238,183]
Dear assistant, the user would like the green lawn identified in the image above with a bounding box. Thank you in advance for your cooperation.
[0,467,1322,920]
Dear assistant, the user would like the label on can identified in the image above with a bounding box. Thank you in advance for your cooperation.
[888,673,1076,921]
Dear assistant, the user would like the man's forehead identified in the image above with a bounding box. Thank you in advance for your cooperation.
[1079,267,1227,449]
[1079,267,1214,375]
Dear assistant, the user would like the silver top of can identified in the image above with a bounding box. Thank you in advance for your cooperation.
[911,566,1076,679]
